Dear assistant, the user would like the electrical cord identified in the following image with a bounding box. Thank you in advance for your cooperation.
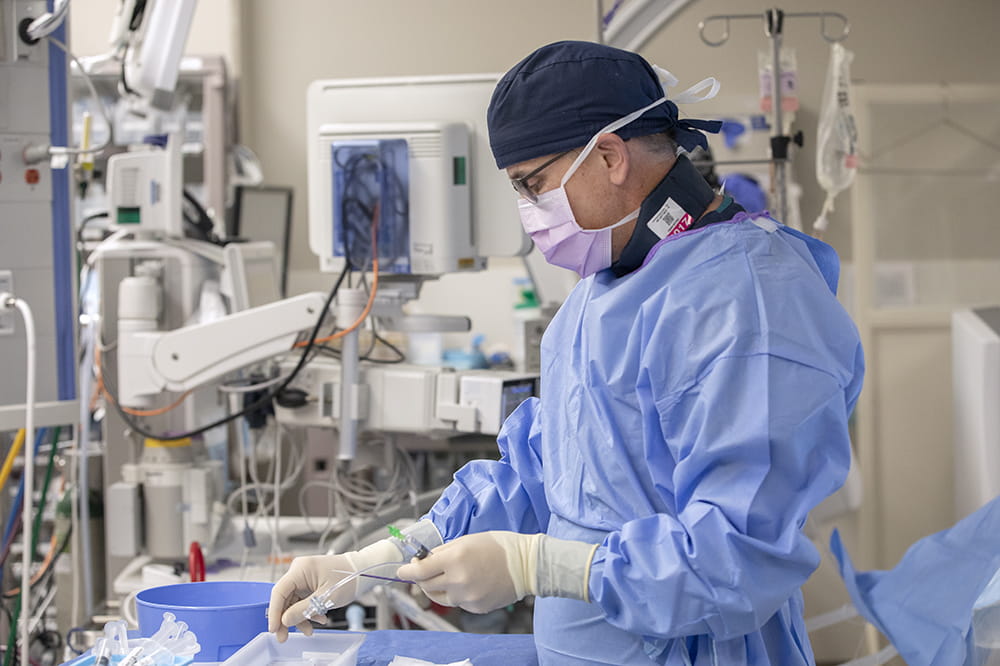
[295,208,380,348]
[312,289,404,365]
[225,436,307,517]
[129,0,149,31]
[182,189,223,245]
[3,525,72,599]
[118,42,136,97]
[29,428,62,564]
[0,293,38,666]
[313,330,405,365]
[334,147,406,272]
[95,347,195,416]
[0,430,26,491]
[300,438,417,545]
[116,1,148,97]
[75,211,110,249]
[367,331,406,363]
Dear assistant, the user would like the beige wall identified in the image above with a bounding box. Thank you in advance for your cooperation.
[642,0,1000,259]
[235,0,1000,280]
[69,0,1000,278]
[69,0,238,71]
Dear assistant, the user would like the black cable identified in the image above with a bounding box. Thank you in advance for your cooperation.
[29,630,60,657]
[337,151,377,271]
[104,262,351,441]
[358,273,404,363]
[118,1,147,97]
[182,190,223,245]
[370,331,406,363]
[118,42,135,96]
[128,0,148,30]
[76,211,111,253]
[64,627,86,656]
[334,147,407,273]
[313,330,404,365]
[78,211,108,232]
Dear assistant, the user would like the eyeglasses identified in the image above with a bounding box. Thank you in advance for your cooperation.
[510,150,573,204]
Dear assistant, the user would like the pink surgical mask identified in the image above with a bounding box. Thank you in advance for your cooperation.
[517,69,720,278]
[518,188,638,278]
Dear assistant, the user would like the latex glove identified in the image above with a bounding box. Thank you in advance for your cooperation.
[267,520,443,642]
[266,540,397,642]
[397,531,599,614]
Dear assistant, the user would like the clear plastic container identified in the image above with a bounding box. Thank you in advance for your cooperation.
[220,632,365,666]
[970,568,1000,666]
[971,602,1000,665]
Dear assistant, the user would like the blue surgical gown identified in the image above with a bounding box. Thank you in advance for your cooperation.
[426,214,865,665]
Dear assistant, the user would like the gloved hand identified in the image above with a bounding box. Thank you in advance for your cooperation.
[266,539,399,642]
[267,520,443,642]
[397,531,599,614]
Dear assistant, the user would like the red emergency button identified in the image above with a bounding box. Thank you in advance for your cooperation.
[25,169,40,184]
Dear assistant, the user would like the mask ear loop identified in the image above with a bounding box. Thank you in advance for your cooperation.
[560,96,670,187]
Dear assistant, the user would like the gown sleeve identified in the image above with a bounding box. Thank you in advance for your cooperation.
[424,396,550,541]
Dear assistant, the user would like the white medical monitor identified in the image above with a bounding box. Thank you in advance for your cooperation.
[307,75,530,276]
[952,307,1000,519]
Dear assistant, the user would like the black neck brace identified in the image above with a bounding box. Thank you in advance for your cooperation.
[610,154,719,277]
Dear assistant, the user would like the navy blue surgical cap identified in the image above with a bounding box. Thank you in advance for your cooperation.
[488,40,722,169]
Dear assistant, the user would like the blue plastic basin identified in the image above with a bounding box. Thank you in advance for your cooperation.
[135,581,273,662]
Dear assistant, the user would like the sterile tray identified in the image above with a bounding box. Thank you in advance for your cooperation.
[220,631,366,666]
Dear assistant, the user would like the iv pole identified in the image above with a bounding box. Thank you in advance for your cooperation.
[698,8,850,224]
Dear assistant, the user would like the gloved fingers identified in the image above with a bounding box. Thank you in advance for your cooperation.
[268,577,307,635]
[397,554,447,583]
[421,587,454,608]
[282,596,319,629]
[420,584,494,615]
[295,619,314,637]
[274,623,289,644]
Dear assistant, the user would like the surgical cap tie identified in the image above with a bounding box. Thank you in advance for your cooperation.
[562,68,723,174]
[652,65,721,104]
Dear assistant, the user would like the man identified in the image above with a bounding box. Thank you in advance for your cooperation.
[268,40,864,665]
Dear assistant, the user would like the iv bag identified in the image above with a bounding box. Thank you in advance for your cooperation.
[813,42,858,236]
[758,48,799,113]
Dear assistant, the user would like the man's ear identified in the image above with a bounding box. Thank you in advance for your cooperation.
[593,133,630,186]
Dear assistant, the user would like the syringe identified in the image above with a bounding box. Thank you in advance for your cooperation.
[387,524,431,561]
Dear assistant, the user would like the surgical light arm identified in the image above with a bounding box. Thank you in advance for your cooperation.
[117,289,329,407]
[124,0,198,111]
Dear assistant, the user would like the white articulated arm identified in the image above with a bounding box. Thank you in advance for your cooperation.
[118,292,329,406]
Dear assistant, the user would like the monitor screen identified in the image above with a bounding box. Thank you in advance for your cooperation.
[232,185,293,297]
